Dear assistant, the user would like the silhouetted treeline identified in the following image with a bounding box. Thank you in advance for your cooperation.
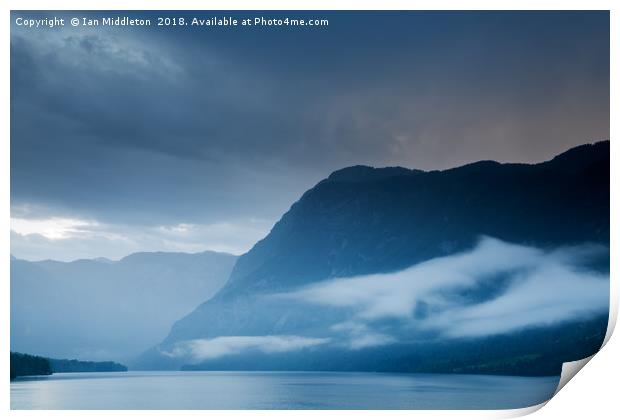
[49,358,127,373]
[10,352,127,379]
[10,352,52,379]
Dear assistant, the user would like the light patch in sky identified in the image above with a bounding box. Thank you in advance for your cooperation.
[163,335,330,362]
[10,213,272,261]
[10,217,97,240]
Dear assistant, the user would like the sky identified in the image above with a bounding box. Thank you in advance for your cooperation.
[10,11,610,261]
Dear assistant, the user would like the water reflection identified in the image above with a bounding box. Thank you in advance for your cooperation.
[11,371,560,410]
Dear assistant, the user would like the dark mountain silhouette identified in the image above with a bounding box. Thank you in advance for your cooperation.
[220,140,608,296]
[137,141,609,373]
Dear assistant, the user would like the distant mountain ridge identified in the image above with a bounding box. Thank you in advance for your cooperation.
[137,140,609,373]
[11,250,237,362]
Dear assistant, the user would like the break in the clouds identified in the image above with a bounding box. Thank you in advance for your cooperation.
[163,336,330,363]
[11,11,609,260]
[285,238,609,339]
[10,215,271,260]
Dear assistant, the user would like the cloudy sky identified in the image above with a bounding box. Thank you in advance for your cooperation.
[10,11,609,261]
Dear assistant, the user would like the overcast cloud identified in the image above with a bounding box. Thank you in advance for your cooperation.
[10,11,609,260]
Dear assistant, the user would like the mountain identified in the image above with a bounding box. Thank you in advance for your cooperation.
[220,141,608,296]
[11,250,237,362]
[135,141,610,373]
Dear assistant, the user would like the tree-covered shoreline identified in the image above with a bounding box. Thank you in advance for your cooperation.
[10,352,51,380]
[10,352,127,380]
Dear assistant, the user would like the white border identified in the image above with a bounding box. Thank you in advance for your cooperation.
[2,1,616,419]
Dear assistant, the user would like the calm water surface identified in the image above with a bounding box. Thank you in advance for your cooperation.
[11,371,560,410]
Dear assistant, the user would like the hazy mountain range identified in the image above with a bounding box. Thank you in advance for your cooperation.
[11,251,237,362]
[11,141,610,375]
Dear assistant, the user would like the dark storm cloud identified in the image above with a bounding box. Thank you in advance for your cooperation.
[10,11,609,259]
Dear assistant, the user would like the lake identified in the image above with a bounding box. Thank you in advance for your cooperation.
[11,371,560,410]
